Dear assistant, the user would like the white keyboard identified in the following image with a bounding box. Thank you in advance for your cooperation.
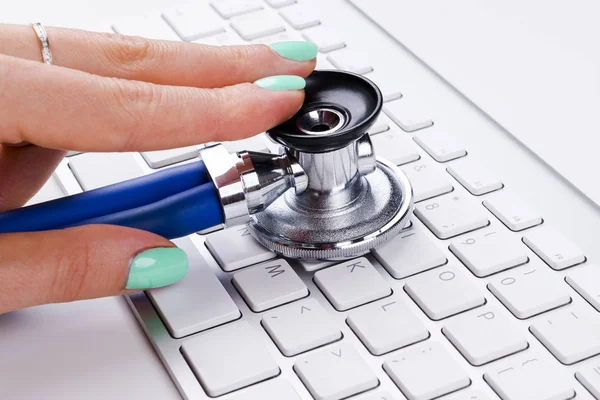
[36,0,600,399]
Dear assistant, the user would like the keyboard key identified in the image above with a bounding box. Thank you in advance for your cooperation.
[383,98,433,132]
[252,30,303,45]
[415,193,489,239]
[576,364,600,399]
[229,379,301,400]
[297,259,335,272]
[210,0,263,19]
[372,230,447,279]
[233,259,308,312]
[447,159,503,195]
[231,10,285,40]
[347,295,429,355]
[566,264,600,311]
[530,305,600,364]
[181,321,280,397]
[162,5,225,41]
[69,153,143,190]
[400,159,454,202]
[266,0,296,7]
[262,298,341,356]
[279,4,320,29]
[383,341,470,400]
[369,117,390,135]
[487,263,571,319]
[364,71,403,102]
[370,127,420,165]
[314,257,391,311]
[483,352,575,400]
[27,174,64,205]
[442,389,492,400]
[442,306,528,366]
[361,392,403,400]
[140,146,199,169]
[147,238,240,338]
[450,228,529,277]
[413,128,466,162]
[294,343,379,400]
[316,54,336,69]
[483,191,542,232]
[523,227,585,270]
[302,26,346,52]
[112,14,180,41]
[405,265,486,320]
[195,29,245,46]
[197,224,224,235]
[355,392,398,400]
[205,225,276,271]
[327,48,373,75]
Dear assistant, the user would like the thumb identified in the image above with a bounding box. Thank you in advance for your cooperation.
[0,224,188,314]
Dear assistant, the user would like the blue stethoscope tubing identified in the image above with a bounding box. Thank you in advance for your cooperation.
[0,160,225,239]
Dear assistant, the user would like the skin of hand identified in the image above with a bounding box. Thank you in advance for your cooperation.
[0,23,317,314]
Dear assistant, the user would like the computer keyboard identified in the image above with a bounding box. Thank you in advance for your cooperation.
[31,0,600,399]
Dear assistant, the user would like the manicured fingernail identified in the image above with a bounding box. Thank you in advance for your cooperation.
[126,247,188,289]
[254,75,306,91]
[269,41,318,61]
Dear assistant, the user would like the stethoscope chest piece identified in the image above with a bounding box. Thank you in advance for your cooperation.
[247,70,414,260]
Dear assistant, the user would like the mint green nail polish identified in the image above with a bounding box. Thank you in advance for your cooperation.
[269,41,318,61]
[254,75,306,91]
[126,247,188,290]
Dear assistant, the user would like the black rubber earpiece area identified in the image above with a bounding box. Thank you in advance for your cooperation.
[266,70,383,153]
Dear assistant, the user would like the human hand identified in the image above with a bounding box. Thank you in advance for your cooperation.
[0,23,316,313]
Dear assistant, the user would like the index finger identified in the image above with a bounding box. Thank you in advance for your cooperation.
[0,54,306,152]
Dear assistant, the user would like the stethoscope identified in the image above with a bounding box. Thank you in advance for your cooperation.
[0,70,414,261]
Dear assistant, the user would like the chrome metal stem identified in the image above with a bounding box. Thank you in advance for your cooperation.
[287,133,377,210]
[290,144,358,194]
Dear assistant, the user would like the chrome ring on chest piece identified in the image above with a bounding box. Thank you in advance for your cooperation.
[200,70,414,260]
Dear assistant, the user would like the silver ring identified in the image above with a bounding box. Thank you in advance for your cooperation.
[31,22,53,65]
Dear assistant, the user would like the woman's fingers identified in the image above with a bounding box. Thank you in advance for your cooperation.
[0,23,317,87]
[0,53,306,151]
[0,225,188,314]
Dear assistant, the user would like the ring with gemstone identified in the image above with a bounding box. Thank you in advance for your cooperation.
[31,22,53,65]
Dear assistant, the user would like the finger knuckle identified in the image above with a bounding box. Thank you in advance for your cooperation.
[201,87,233,135]
[107,78,163,150]
[226,45,254,64]
[220,45,260,77]
[102,33,156,76]
[197,84,255,141]
[49,239,93,303]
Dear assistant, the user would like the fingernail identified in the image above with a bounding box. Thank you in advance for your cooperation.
[126,247,188,290]
[269,41,318,61]
[254,75,306,91]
